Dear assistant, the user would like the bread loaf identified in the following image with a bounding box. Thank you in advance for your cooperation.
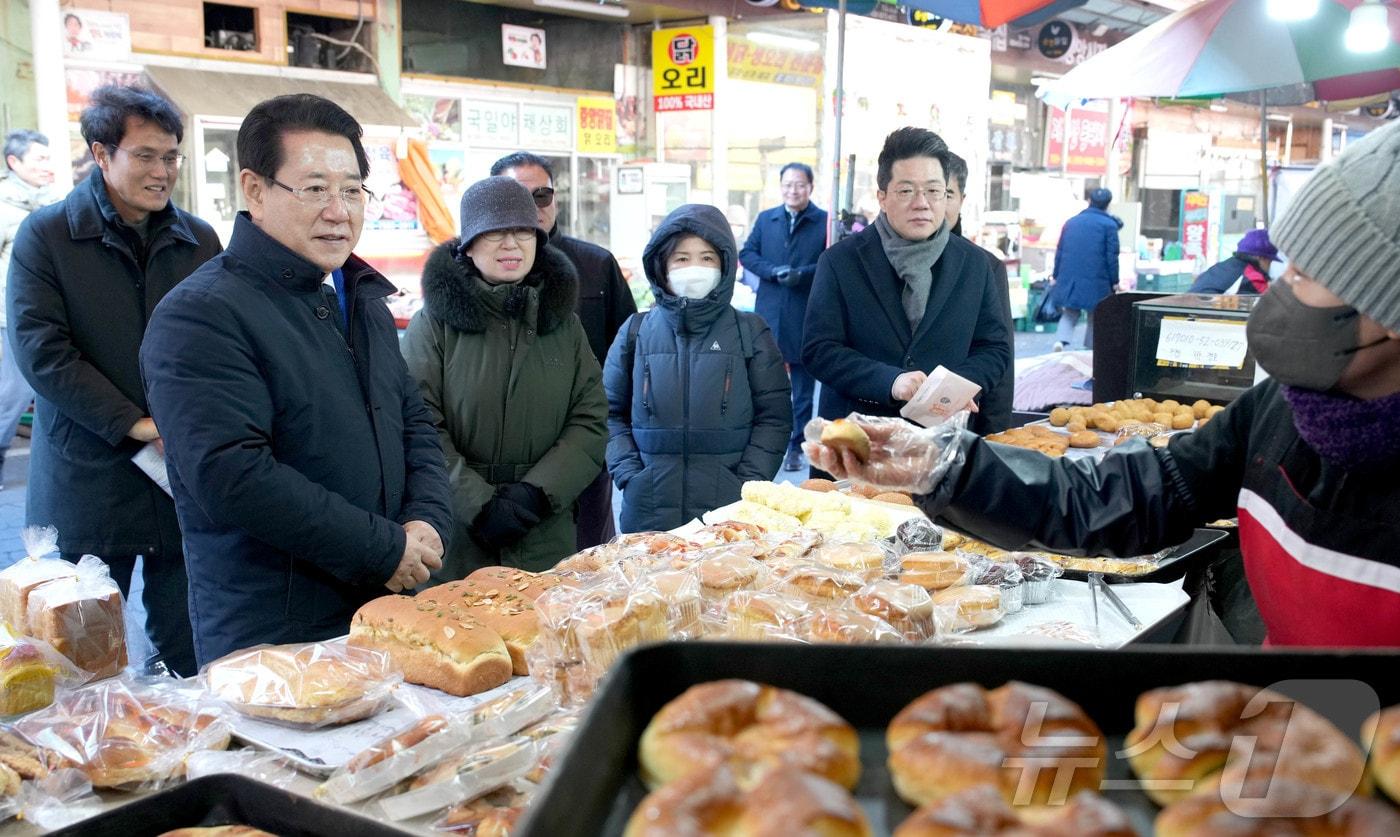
[0,559,78,633]
[417,579,541,675]
[26,576,126,679]
[349,595,513,697]
[205,643,395,726]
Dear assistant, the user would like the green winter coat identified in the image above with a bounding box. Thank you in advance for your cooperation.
[402,241,607,580]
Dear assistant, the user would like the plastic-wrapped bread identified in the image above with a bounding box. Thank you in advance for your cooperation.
[348,596,513,698]
[26,568,127,680]
[204,641,401,727]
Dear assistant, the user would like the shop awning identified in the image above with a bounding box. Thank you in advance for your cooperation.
[145,66,415,128]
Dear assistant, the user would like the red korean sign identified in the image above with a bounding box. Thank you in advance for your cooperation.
[1045,105,1110,175]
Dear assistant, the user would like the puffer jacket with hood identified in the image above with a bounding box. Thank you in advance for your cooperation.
[604,204,791,533]
[402,241,607,579]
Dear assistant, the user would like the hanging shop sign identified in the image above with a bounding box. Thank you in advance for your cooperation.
[463,99,519,146]
[576,96,618,154]
[520,103,572,151]
[1037,21,1074,59]
[652,26,715,112]
[61,9,131,60]
[1044,104,1109,175]
[1180,190,1211,266]
[727,39,823,88]
[502,24,547,70]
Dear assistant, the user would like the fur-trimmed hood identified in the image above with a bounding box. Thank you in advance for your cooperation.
[421,238,579,335]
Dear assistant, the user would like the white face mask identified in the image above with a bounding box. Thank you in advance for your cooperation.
[1268,260,1287,281]
[668,265,721,299]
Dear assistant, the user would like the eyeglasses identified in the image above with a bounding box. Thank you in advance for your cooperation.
[530,187,555,209]
[886,186,946,205]
[110,146,185,170]
[479,228,537,244]
[268,177,375,209]
[780,182,812,192]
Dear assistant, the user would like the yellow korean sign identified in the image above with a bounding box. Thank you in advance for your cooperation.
[727,39,823,88]
[652,25,714,112]
[576,96,618,154]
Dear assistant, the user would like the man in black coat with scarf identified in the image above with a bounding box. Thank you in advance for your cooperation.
[802,128,1011,449]
[7,86,220,675]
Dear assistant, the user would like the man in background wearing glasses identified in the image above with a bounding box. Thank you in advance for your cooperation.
[491,151,634,550]
[140,94,452,665]
[802,127,1011,468]
[6,85,220,675]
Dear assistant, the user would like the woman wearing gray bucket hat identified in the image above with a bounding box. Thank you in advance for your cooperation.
[804,119,1400,648]
[402,176,606,580]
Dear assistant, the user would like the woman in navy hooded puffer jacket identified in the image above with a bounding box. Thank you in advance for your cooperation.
[603,204,792,532]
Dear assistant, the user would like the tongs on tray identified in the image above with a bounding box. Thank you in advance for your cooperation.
[1089,572,1143,631]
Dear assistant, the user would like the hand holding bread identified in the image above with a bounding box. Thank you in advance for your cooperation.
[803,414,962,496]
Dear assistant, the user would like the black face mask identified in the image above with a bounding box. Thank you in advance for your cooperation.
[1245,281,1389,391]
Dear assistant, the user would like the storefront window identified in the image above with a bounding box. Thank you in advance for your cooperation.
[575,156,614,248]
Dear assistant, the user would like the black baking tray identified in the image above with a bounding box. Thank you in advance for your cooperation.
[518,641,1400,836]
[1048,527,1230,584]
[48,774,414,837]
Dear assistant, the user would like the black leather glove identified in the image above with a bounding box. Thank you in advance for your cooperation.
[499,481,550,518]
[472,486,545,550]
[770,265,792,285]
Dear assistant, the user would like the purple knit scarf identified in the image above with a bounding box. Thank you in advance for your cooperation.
[1283,385,1400,469]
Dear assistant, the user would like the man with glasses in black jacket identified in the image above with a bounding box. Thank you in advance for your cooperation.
[492,152,635,550]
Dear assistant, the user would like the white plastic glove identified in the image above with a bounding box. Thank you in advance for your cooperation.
[802,412,968,496]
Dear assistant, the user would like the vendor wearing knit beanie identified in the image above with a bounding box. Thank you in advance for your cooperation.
[804,120,1400,648]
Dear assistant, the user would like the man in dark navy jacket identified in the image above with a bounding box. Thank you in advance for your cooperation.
[740,162,828,471]
[141,95,452,665]
[802,128,1010,446]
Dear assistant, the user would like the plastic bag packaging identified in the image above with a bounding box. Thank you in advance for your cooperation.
[967,560,1026,614]
[12,767,103,831]
[646,567,703,638]
[850,580,937,641]
[432,781,536,833]
[773,563,868,608]
[13,676,230,791]
[801,608,903,644]
[893,518,944,557]
[692,550,771,602]
[185,748,300,788]
[895,550,977,594]
[24,556,127,680]
[202,641,401,728]
[319,714,466,804]
[378,735,541,821]
[1,622,93,717]
[1005,553,1063,605]
[802,412,970,497]
[931,585,1006,633]
[718,590,810,641]
[0,526,77,634]
[809,542,887,582]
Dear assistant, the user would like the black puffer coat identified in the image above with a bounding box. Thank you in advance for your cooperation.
[604,204,791,532]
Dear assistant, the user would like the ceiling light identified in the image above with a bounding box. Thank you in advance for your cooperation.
[1345,0,1390,53]
[532,0,629,19]
[745,31,821,52]
[1266,0,1319,22]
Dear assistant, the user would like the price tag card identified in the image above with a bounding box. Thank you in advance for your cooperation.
[1155,317,1248,369]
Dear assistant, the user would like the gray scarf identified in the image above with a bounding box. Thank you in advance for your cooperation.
[874,212,950,331]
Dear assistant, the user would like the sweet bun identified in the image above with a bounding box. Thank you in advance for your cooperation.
[852,580,935,640]
[894,786,1134,836]
[804,608,902,644]
[931,585,1003,630]
[1171,412,1195,430]
[157,828,280,837]
[783,565,867,604]
[1126,681,1367,807]
[1363,705,1400,801]
[723,591,809,640]
[813,542,886,580]
[1048,407,1072,427]
[821,419,871,463]
[801,478,839,493]
[900,552,972,592]
[638,679,860,790]
[845,483,883,499]
[887,682,1106,809]
[624,763,871,837]
[1154,779,1400,837]
[1068,431,1101,448]
[873,492,916,506]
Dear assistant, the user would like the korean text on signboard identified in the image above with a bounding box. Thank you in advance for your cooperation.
[1045,105,1109,175]
[727,39,822,87]
[1180,190,1210,265]
[520,104,572,151]
[463,100,519,146]
[653,26,715,112]
[576,96,618,154]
